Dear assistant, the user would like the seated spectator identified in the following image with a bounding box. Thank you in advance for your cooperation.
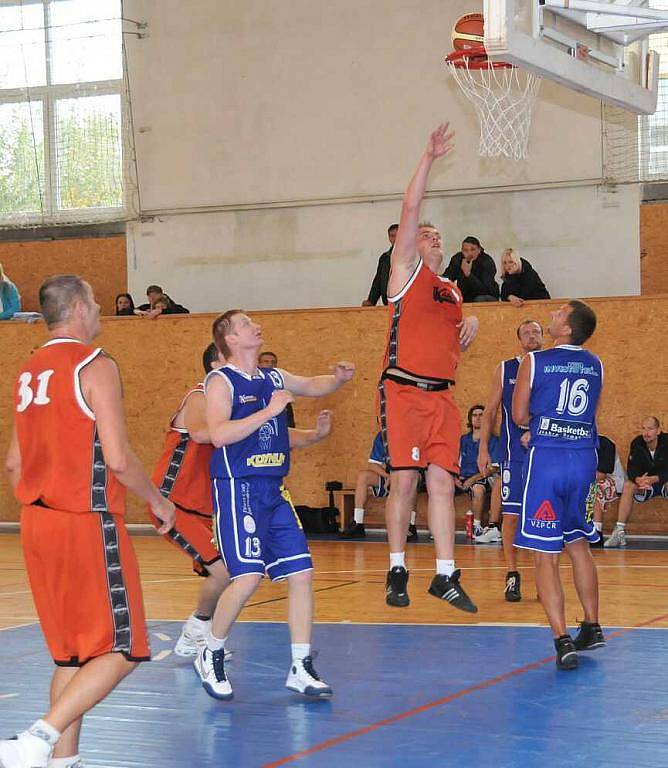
[339,431,422,542]
[457,404,500,536]
[589,434,626,548]
[0,264,21,320]
[259,350,295,427]
[137,284,189,316]
[362,223,398,307]
[115,292,136,316]
[444,236,499,302]
[605,417,668,548]
[500,248,551,306]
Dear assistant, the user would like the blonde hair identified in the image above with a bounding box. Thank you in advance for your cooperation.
[501,248,521,277]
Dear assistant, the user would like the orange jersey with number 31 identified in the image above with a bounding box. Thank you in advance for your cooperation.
[14,338,126,514]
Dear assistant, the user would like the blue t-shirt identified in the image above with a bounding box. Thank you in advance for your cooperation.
[499,356,527,463]
[207,364,291,479]
[460,431,499,478]
[528,345,602,450]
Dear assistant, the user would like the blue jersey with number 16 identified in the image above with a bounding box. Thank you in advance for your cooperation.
[528,344,602,451]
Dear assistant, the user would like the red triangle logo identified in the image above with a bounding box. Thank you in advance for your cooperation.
[534,500,556,521]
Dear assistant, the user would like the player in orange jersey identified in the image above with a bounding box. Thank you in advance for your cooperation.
[381,124,480,612]
[153,342,334,658]
[1,275,175,768]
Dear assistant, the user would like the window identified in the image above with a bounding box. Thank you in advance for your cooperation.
[0,0,124,226]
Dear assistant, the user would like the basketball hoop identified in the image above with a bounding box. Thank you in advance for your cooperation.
[445,46,541,161]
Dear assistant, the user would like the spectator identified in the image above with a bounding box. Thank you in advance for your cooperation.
[604,417,668,548]
[590,434,625,548]
[362,223,398,306]
[258,350,295,427]
[444,236,499,302]
[115,293,136,316]
[457,404,500,536]
[500,248,551,306]
[137,285,189,318]
[0,263,21,320]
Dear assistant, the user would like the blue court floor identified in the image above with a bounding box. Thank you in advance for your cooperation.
[1,621,666,768]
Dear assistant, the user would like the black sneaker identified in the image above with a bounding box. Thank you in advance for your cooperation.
[385,566,410,607]
[406,524,418,542]
[573,621,606,651]
[339,521,366,539]
[554,635,578,670]
[428,570,478,613]
[504,571,522,602]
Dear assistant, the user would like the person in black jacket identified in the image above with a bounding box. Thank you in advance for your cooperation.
[137,284,190,318]
[362,224,398,306]
[604,417,668,548]
[500,248,551,306]
[443,236,499,302]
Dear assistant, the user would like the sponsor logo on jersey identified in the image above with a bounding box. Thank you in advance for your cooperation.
[537,417,592,441]
[246,452,286,468]
[542,362,599,376]
[243,514,256,534]
[239,394,257,404]
[529,500,558,530]
[259,422,275,451]
[432,286,457,305]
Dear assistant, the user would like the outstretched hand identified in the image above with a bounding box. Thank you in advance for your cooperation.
[333,362,356,383]
[314,410,333,439]
[426,123,455,159]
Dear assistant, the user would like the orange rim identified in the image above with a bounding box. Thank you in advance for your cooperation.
[445,46,513,70]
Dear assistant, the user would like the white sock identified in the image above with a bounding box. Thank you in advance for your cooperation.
[409,510,416,525]
[190,613,211,625]
[291,643,311,662]
[594,521,603,532]
[207,631,226,651]
[49,757,81,768]
[616,522,626,530]
[28,720,60,747]
[353,507,365,524]
[436,559,456,577]
[474,518,481,528]
[389,552,406,569]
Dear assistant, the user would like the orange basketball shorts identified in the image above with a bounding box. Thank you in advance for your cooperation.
[21,505,150,666]
[149,504,221,577]
[378,378,461,474]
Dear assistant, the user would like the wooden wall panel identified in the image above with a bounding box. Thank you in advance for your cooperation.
[640,203,668,295]
[0,236,126,316]
[1,297,667,532]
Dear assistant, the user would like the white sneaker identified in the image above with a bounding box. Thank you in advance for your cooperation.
[47,760,85,768]
[285,656,333,698]
[604,527,626,548]
[194,646,233,700]
[0,732,52,768]
[475,526,502,544]
[473,523,484,538]
[174,615,211,657]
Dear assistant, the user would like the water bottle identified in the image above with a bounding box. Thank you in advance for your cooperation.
[466,509,474,540]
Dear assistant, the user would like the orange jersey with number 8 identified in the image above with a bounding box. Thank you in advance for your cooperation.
[14,338,126,515]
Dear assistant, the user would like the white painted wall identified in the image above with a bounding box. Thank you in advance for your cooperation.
[124,0,641,310]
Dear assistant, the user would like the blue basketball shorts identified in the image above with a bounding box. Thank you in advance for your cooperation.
[500,459,526,516]
[212,476,313,581]
[515,447,599,553]
[371,475,389,498]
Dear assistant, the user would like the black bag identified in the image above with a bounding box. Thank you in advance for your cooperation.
[294,505,339,534]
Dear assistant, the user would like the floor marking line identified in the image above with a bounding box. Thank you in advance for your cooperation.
[246,581,358,609]
[153,649,172,662]
[0,693,19,700]
[262,609,668,767]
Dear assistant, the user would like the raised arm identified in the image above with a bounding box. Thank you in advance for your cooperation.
[388,124,455,296]
[477,363,503,475]
[279,362,355,397]
[82,355,175,533]
[205,371,293,448]
[512,355,532,428]
[288,410,333,449]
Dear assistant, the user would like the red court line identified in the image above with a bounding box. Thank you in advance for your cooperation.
[262,610,668,768]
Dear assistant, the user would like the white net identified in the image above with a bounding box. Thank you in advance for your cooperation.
[446,56,541,161]
[0,0,139,228]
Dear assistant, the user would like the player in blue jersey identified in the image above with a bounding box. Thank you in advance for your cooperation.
[477,320,544,601]
[512,301,605,670]
[195,309,355,700]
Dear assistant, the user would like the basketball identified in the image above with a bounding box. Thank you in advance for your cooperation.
[452,12,485,51]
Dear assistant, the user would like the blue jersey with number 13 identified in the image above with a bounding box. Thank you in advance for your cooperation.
[528,344,602,451]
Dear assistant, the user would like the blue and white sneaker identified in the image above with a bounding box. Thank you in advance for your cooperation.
[286,656,333,697]
[194,646,233,700]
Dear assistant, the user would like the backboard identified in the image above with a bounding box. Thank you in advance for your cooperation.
[483,0,668,113]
